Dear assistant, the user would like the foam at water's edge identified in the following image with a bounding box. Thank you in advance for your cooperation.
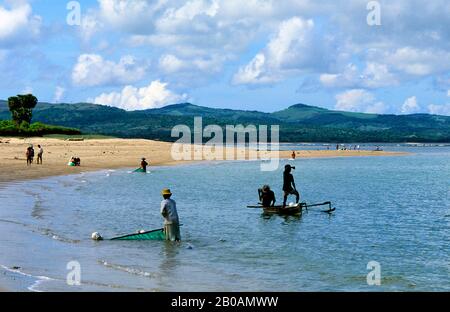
[0,264,54,292]
[98,260,158,279]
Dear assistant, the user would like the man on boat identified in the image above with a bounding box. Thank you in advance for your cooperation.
[258,185,276,207]
[282,164,300,208]
[160,188,181,242]
[141,158,148,171]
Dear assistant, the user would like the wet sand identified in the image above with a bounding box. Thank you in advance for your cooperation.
[0,137,407,184]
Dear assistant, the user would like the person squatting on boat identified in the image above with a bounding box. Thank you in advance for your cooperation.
[283,164,300,208]
[160,188,181,242]
[258,185,276,207]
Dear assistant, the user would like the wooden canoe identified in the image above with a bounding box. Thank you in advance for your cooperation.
[262,203,306,215]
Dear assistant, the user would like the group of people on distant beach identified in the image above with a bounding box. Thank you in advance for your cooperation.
[25,144,43,166]
[68,157,81,166]
[336,144,360,151]
[24,144,85,168]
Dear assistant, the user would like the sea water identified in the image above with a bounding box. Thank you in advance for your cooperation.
[0,145,449,291]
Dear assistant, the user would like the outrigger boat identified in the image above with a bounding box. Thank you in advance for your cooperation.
[247,201,335,215]
[263,203,305,215]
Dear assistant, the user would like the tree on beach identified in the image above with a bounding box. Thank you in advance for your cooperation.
[8,94,38,126]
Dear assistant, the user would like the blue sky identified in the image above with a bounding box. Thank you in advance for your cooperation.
[0,0,449,115]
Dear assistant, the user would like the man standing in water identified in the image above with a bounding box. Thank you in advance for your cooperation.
[141,158,148,171]
[160,188,181,242]
[282,164,300,208]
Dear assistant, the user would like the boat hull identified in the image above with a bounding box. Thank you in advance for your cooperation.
[263,203,305,215]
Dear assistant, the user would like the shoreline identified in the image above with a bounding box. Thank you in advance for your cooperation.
[0,138,411,292]
[0,137,408,185]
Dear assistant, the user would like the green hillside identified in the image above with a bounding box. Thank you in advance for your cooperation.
[1,100,449,142]
[0,100,82,137]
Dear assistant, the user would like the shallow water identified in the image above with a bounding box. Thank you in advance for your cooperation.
[0,146,449,291]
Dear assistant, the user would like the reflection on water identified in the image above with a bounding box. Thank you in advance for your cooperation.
[0,145,449,291]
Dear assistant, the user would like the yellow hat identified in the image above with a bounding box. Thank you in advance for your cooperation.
[161,188,172,196]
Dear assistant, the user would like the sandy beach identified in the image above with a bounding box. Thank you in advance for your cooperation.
[0,137,407,184]
[0,137,187,184]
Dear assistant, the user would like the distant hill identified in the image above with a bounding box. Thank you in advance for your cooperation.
[1,100,449,142]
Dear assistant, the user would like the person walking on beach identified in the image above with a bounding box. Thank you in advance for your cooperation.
[160,188,181,242]
[141,158,148,171]
[30,145,35,163]
[26,146,33,166]
[282,164,300,208]
[258,185,276,207]
[291,151,296,159]
[26,145,35,165]
[37,145,43,164]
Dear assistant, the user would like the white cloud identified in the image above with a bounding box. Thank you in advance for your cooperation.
[233,16,318,85]
[232,53,275,85]
[335,89,387,114]
[401,96,420,114]
[382,47,450,76]
[159,54,185,74]
[447,90,450,97]
[158,53,224,75]
[427,103,450,116]
[72,54,147,87]
[320,62,398,89]
[89,80,189,111]
[362,63,398,88]
[155,0,220,34]
[0,2,41,46]
[98,0,165,32]
[318,46,450,92]
[53,86,65,103]
[76,0,450,91]
[6,0,450,103]
[320,64,359,88]
[80,11,102,42]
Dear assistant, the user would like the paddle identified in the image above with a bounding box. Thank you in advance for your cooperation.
[304,201,335,213]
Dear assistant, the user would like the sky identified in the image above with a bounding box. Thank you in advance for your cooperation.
[0,0,449,115]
